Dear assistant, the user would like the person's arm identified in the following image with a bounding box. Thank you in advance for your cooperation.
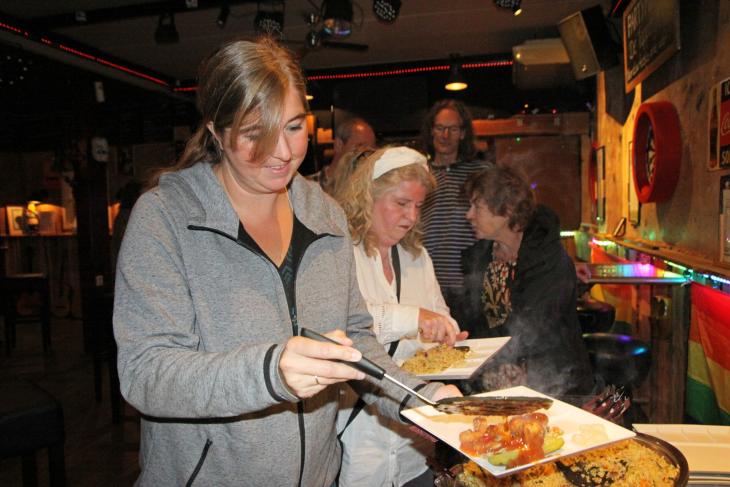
[345,247,458,418]
[356,247,461,345]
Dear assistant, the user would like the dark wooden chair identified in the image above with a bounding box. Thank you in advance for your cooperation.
[92,292,122,423]
[1,273,52,355]
[0,378,66,487]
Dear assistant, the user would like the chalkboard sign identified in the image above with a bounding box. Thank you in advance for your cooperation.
[622,0,680,93]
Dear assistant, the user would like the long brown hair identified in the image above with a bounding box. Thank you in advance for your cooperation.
[149,36,307,186]
[418,99,477,161]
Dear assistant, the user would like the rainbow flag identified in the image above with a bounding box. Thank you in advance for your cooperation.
[687,283,730,425]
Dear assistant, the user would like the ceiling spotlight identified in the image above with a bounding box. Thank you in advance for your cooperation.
[216,4,230,28]
[445,56,468,91]
[322,0,353,37]
[154,12,179,44]
[373,0,401,23]
[254,11,284,37]
[494,0,522,16]
[306,29,322,49]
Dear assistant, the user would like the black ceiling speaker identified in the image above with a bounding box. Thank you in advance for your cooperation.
[558,5,618,80]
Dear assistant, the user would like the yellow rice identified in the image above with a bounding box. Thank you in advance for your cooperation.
[401,344,469,374]
[457,438,680,486]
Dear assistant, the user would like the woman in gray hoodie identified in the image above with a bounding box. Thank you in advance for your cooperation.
[113,37,459,487]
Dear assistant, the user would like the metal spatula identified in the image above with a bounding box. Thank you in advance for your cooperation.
[300,328,552,416]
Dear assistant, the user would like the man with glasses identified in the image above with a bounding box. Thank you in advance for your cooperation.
[418,99,492,323]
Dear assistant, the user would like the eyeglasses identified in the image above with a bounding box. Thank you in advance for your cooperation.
[432,124,462,135]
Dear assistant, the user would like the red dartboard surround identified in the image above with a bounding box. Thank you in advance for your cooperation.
[631,101,682,204]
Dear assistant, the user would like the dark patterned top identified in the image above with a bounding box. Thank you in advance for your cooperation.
[482,260,516,329]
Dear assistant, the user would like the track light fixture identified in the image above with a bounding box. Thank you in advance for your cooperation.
[445,55,467,91]
[254,2,285,38]
[322,0,353,37]
[494,0,522,16]
[154,12,179,44]
[373,0,401,23]
[306,29,322,49]
[216,4,230,28]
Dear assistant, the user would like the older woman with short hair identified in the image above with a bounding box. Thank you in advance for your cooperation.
[460,164,594,397]
[336,146,466,487]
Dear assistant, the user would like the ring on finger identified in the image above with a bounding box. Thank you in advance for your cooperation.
[314,375,320,386]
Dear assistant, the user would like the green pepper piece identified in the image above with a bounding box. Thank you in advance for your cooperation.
[487,434,565,466]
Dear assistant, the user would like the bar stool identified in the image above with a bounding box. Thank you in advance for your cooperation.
[1,273,52,355]
[582,332,651,388]
[576,298,615,334]
[0,378,66,486]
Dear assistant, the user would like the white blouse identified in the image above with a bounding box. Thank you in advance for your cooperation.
[352,242,456,349]
[338,242,457,487]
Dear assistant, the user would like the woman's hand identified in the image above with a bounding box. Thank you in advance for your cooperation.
[431,384,462,401]
[418,309,468,346]
[279,329,366,399]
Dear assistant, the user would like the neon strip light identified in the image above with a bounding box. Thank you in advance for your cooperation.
[308,60,511,81]
[462,61,513,69]
[174,86,198,92]
[59,44,96,61]
[0,21,23,34]
[2,19,170,88]
[665,260,688,272]
[309,65,449,80]
[709,275,730,286]
[560,231,576,237]
[591,238,613,247]
[95,58,168,86]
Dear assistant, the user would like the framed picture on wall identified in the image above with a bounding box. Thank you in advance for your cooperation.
[709,77,730,170]
[6,206,25,236]
[627,141,641,225]
[720,174,730,263]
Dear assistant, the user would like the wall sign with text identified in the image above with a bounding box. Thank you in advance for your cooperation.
[623,0,680,93]
[709,77,730,170]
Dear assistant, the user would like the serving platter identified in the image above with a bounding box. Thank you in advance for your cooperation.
[634,424,730,477]
[393,337,511,380]
[402,385,636,478]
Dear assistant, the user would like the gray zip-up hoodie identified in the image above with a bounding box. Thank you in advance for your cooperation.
[113,162,442,487]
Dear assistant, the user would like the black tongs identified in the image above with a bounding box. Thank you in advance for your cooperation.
[300,328,552,416]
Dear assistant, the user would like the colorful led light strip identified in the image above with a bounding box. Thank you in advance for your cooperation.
[591,238,614,247]
[709,274,730,286]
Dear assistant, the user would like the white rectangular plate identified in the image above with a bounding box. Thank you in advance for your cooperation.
[394,337,511,380]
[633,424,730,474]
[402,385,636,477]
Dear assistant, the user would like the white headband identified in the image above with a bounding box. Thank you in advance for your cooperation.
[371,147,429,180]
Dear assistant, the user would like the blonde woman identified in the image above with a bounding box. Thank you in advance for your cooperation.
[336,146,467,487]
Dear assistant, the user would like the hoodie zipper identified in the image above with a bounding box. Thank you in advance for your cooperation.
[188,222,332,487]
[185,439,212,486]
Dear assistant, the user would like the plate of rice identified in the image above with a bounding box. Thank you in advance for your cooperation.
[448,433,687,486]
[394,337,511,380]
